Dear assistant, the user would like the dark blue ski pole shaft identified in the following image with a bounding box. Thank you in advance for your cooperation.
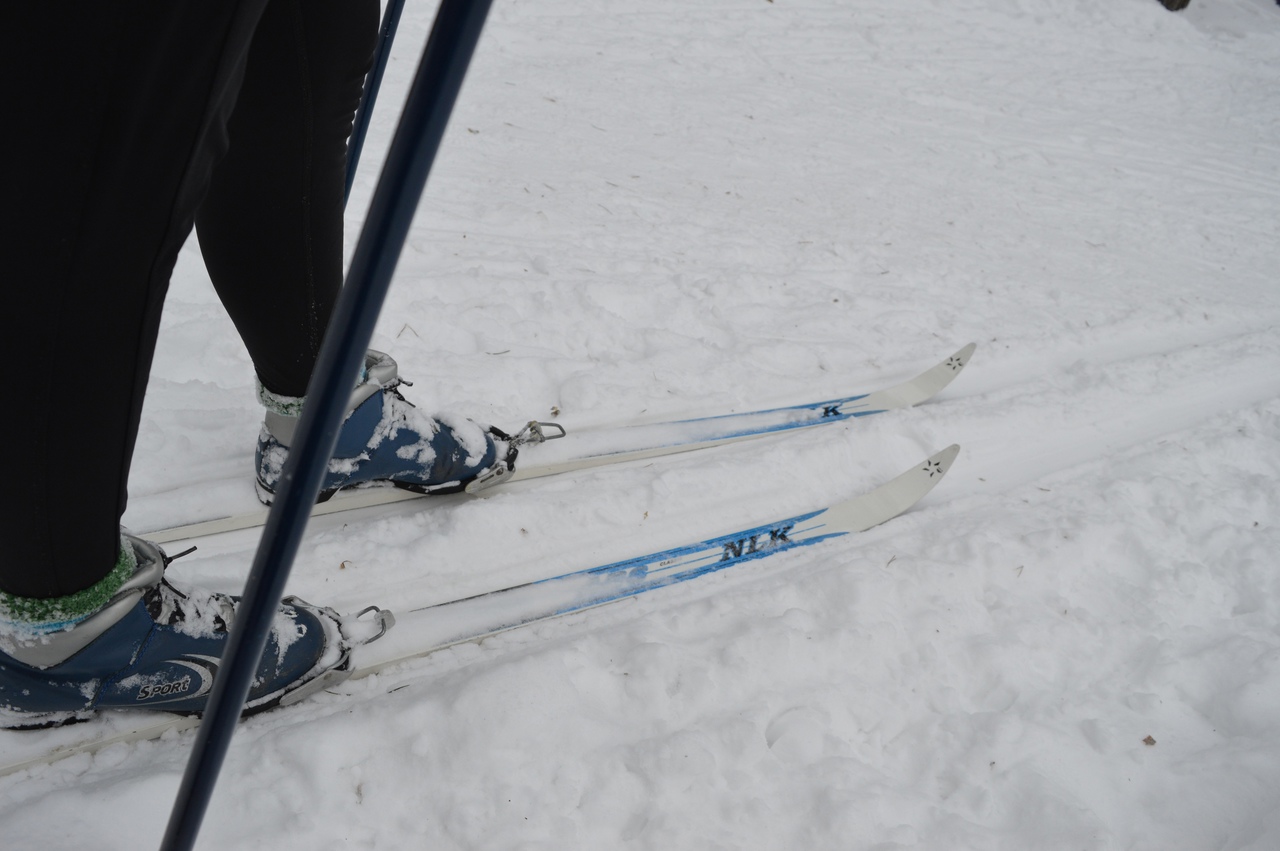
[160,2,493,849]
[345,0,409,205]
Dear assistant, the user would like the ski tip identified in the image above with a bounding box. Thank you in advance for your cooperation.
[914,444,961,488]
[894,344,976,409]
[950,342,977,371]
[831,443,960,534]
[934,443,962,468]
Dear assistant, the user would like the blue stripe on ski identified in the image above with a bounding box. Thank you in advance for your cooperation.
[573,406,890,461]
[400,445,961,643]
[524,509,845,619]
[668,392,876,424]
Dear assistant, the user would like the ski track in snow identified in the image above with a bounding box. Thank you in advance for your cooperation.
[7,1,1280,848]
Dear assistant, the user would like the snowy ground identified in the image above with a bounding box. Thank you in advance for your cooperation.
[6,0,1280,847]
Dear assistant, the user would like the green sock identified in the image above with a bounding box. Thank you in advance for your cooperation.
[0,538,137,633]
[257,381,306,417]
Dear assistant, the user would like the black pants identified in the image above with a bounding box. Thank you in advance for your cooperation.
[1,0,379,599]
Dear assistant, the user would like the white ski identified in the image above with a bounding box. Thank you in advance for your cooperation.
[354,444,961,676]
[0,445,958,777]
[142,344,973,544]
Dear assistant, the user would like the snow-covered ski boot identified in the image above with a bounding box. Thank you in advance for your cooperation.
[255,350,515,504]
[0,533,392,729]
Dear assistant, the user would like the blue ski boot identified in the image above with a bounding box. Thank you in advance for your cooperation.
[0,533,391,729]
[255,350,514,504]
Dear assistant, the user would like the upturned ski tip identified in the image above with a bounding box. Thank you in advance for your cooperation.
[828,443,960,534]
[909,444,961,494]
[948,343,976,375]
[928,443,962,472]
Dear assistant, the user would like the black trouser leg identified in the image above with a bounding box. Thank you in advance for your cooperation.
[2,0,377,600]
[197,0,379,398]
[0,2,269,599]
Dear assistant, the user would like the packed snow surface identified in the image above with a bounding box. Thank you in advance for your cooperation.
[5,0,1280,847]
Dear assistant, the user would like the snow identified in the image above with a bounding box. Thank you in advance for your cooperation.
[5,0,1280,847]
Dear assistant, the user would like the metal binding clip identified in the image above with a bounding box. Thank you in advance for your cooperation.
[346,606,396,645]
[465,421,568,494]
[512,421,567,446]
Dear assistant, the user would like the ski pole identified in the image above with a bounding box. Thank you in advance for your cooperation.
[160,1,494,848]
[345,0,409,205]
